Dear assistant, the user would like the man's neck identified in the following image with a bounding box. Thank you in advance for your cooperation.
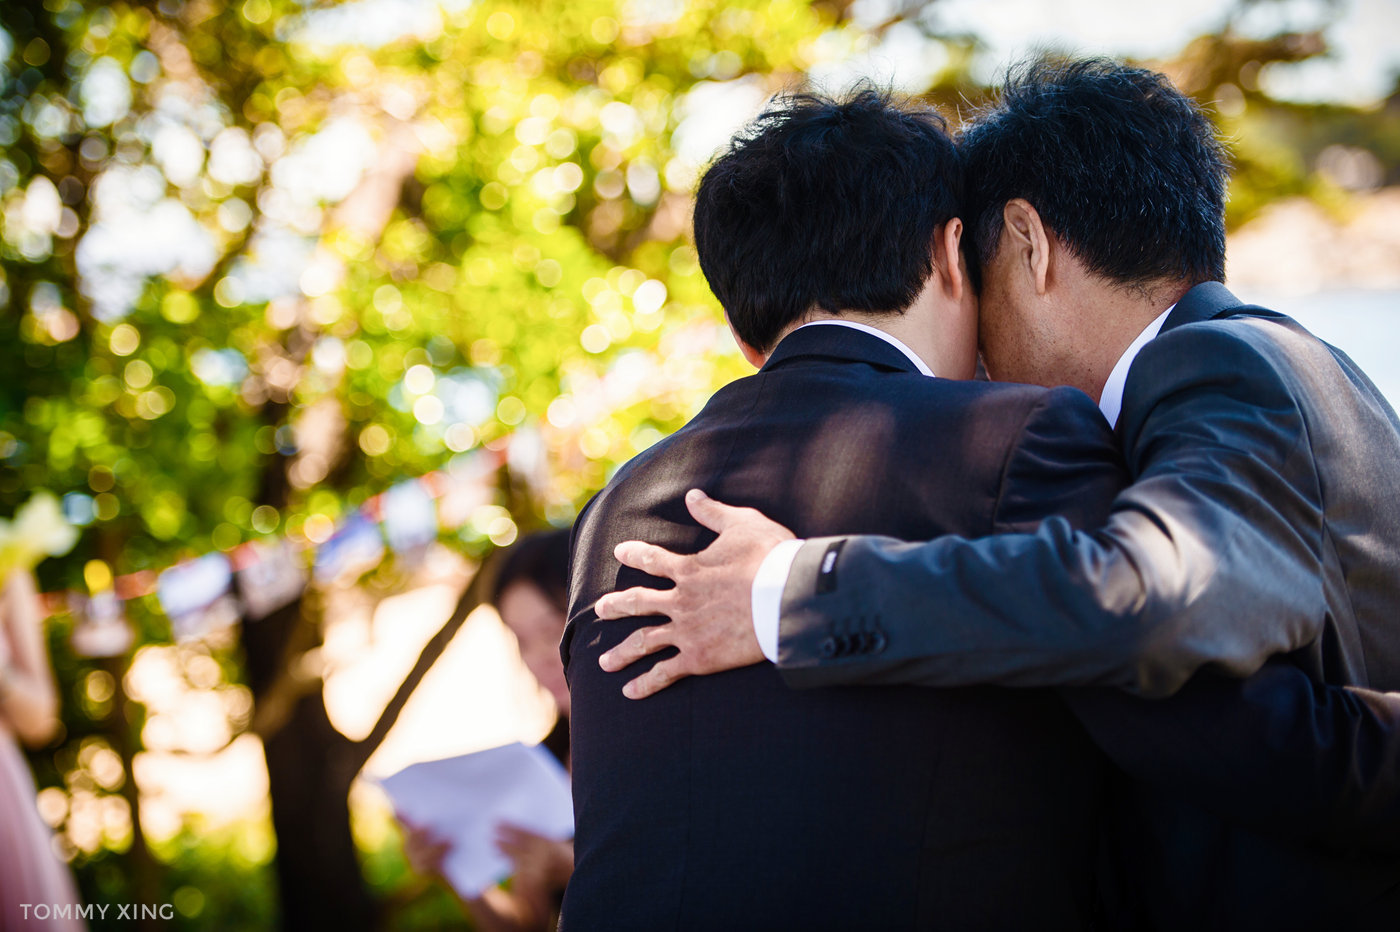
[1074,281,1190,402]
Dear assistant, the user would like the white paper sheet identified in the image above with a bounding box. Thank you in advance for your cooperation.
[378,742,574,898]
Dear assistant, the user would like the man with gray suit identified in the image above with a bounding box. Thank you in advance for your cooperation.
[595,60,1400,929]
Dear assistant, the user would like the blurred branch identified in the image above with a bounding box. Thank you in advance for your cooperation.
[350,564,489,768]
[247,657,323,740]
[243,595,327,739]
[157,730,250,757]
[187,207,262,298]
[1165,28,1328,98]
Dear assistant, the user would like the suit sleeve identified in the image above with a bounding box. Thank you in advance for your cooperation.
[778,384,1127,685]
[777,325,1327,697]
[1063,662,1400,855]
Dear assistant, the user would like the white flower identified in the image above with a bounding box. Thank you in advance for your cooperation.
[0,492,79,578]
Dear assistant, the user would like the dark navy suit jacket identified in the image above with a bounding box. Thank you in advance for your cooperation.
[561,325,1127,930]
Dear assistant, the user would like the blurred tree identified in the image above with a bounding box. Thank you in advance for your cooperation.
[0,0,811,927]
[1,0,1395,928]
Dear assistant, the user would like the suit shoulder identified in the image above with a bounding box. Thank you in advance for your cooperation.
[1118,315,1315,462]
[871,378,1113,457]
[991,383,1124,531]
[598,374,762,487]
[895,374,1051,409]
[931,379,1104,428]
[1130,318,1305,417]
[1139,316,1292,380]
[1000,385,1120,475]
[910,381,1118,494]
[1019,385,1117,446]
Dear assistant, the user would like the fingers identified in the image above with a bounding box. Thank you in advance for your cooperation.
[495,825,535,861]
[599,624,675,671]
[685,489,796,546]
[406,824,447,849]
[495,832,528,858]
[684,488,753,533]
[403,822,452,874]
[595,585,674,620]
[495,824,543,846]
[623,657,690,699]
[401,818,444,847]
[614,540,684,579]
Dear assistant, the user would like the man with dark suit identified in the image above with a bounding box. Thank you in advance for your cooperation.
[594,61,1400,929]
[561,90,1129,930]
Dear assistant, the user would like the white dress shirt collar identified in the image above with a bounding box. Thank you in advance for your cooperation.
[1097,305,1174,429]
[794,319,936,377]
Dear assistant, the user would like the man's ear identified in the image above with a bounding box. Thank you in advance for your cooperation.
[934,218,967,301]
[727,320,769,369]
[1001,199,1051,295]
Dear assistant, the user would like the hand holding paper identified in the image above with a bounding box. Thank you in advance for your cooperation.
[379,742,574,899]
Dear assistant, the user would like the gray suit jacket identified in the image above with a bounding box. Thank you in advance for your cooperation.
[774,282,1400,926]
[772,279,1400,923]
[779,282,1400,696]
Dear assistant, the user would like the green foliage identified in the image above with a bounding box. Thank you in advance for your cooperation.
[73,822,278,931]
[2,0,1396,928]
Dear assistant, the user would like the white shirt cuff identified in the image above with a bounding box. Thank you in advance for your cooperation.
[750,539,805,663]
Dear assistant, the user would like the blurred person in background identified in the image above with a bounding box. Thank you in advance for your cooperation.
[403,529,573,932]
[0,569,85,932]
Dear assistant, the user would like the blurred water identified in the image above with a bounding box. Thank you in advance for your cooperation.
[1252,289,1400,412]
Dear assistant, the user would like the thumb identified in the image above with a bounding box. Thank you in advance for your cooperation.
[684,488,749,533]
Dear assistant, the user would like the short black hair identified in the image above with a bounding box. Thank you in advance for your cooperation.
[490,528,571,613]
[960,57,1230,289]
[693,88,962,352]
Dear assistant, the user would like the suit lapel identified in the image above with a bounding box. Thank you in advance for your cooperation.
[1161,280,1285,334]
[1113,282,1242,444]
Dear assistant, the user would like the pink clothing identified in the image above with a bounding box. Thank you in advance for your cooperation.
[0,729,85,931]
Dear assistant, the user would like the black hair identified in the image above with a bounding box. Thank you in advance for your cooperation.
[959,57,1230,289]
[693,87,962,352]
[490,528,571,613]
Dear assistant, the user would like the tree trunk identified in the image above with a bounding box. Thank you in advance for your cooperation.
[240,570,484,931]
[239,578,376,931]
[261,693,376,932]
[103,655,162,932]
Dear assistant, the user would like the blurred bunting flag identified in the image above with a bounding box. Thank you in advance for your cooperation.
[70,590,135,658]
[36,458,507,633]
[157,552,235,642]
[232,539,308,620]
[381,479,439,556]
[313,510,385,584]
